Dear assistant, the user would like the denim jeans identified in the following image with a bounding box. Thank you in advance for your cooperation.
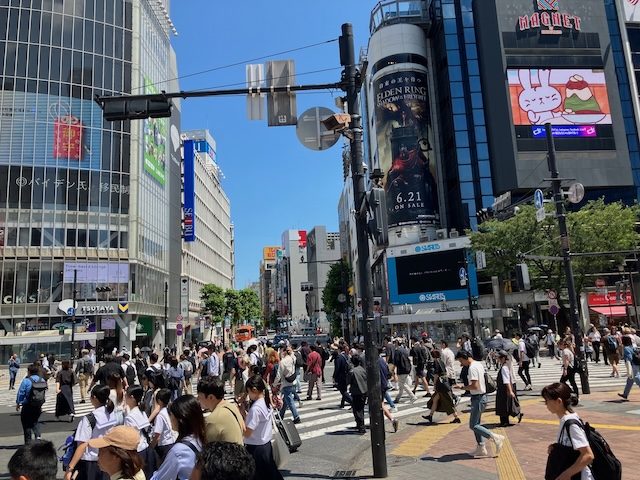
[384,390,396,409]
[623,364,640,397]
[469,394,493,445]
[20,405,42,443]
[280,385,300,420]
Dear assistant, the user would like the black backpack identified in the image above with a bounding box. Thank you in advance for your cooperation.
[125,364,136,385]
[471,337,486,361]
[397,350,412,374]
[563,419,622,480]
[525,339,537,359]
[27,378,48,408]
[294,351,304,369]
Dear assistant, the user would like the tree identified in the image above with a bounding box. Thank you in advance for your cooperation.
[469,199,639,295]
[225,289,241,325]
[322,259,352,337]
[200,284,226,324]
[239,288,261,323]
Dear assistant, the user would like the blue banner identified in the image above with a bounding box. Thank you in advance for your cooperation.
[183,140,196,242]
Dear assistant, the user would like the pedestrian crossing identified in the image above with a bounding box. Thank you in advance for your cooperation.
[0,356,628,443]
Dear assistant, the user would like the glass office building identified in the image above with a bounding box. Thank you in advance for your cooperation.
[0,0,181,362]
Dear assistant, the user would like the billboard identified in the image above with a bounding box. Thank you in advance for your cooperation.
[183,140,196,242]
[0,91,103,170]
[263,246,280,261]
[386,241,477,305]
[143,77,167,186]
[374,70,439,227]
[508,68,613,143]
[63,262,130,284]
[624,0,640,22]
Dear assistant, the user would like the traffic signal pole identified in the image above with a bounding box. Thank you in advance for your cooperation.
[340,23,387,478]
[545,123,590,394]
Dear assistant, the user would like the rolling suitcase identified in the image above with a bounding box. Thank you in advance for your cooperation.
[274,410,302,452]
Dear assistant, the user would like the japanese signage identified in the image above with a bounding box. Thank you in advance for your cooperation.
[0,92,102,170]
[183,140,196,242]
[263,246,280,261]
[374,69,439,227]
[518,1,582,34]
[143,77,167,186]
[63,263,130,284]
[587,291,632,306]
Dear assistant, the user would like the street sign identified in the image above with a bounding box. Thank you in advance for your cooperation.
[459,267,467,280]
[176,314,183,322]
[67,307,75,316]
[475,251,487,270]
[296,107,341,151]
[536,207,546,222]
[567,182,585,204]
[176,323,183,336]
[549,304,560,316]
[547,289,557,300]
[534,189,544,209]
[337,293,347,303]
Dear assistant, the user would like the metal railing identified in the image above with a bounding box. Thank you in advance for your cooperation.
[369,0,431,34]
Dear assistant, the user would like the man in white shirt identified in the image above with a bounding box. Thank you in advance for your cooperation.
[205,349,221,380]
[455,350,504,458]
[440,340,456,385]
[515,332,532,391]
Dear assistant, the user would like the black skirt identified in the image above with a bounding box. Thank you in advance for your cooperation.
[55,385,75,417]
[245,442,284,480]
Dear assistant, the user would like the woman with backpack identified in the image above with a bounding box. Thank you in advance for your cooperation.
[124,385,157,479]
[167,356,185,401]
[55,360,76,421]
[107,372,126,425]
[150,394,205,480]
[64,385,119,480]
[542,382,594,480]
[603,327,621,378]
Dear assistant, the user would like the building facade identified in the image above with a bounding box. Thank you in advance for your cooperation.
[305,226,341,333]
[180,129,233,343]
[0,0,181,362]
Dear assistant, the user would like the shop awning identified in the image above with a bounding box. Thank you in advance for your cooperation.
[590,306,628,317]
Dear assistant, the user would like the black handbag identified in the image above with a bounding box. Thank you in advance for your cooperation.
[545,443,581,480]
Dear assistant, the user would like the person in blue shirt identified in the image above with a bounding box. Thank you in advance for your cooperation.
[8,353,20,390]
[618,335,640,401]
[16,364,47,443]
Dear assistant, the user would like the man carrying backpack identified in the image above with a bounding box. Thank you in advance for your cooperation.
[122,353,137,386]
[74,349,93,404]
[515,332,533,391]
[16,364,48,444]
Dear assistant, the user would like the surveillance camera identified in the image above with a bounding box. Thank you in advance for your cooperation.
[514,206,521,214]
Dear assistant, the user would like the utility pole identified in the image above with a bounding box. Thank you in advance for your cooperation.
[340,23,387,478]
[545,123,590,394]
[70,269,78,359]
[163,281,168,351]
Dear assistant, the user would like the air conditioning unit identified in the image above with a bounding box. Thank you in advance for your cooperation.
[435,228,448,240]
[449,229,459,238]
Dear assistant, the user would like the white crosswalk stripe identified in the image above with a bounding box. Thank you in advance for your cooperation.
[0,356,627,443]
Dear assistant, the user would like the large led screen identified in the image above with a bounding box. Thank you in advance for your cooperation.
[507,68,615,149]
[143,77,167,186]
[0,92,103,170]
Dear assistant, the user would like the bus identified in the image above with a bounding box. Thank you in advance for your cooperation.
[235,325,255,343]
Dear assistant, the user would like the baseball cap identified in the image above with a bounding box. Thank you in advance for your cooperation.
[87,425,139,450]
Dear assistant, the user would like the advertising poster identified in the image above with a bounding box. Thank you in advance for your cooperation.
[183,140,196,242]
[63,262,130,284]
[0,92,102,170]
[508,69,612,133]
[624,0,640,23]
[143,77,167,186]
[373,70,439,227]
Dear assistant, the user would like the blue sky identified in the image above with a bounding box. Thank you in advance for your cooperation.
[170,1,374,287]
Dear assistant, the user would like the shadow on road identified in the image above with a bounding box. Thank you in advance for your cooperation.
[420,453,472,462]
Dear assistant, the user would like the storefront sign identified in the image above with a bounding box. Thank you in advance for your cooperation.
[518,1,582,34]
[587,291,632,306]
[532,125,596,138]
[2,293,38,304]
[79,303,116,314]
[183,140,196,242]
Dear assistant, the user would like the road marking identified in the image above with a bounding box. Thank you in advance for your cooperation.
[520,418,640,431]
[493,427,527,480]
[391,419,464,457]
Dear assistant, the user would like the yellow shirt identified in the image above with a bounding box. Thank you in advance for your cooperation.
[205,400,245,445]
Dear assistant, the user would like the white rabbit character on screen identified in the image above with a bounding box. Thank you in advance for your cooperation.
[517,69,563,124]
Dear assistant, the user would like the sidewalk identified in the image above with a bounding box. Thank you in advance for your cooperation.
[351,390,639,479]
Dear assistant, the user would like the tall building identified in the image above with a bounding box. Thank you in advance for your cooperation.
[305,226,341,333]
[354,0,640,340]
[273,230,308,331]
[259,246,280,327]
[0,0,182,362]
[180,129,233,343]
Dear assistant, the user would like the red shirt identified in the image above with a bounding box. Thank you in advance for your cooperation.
[306,351,322,376]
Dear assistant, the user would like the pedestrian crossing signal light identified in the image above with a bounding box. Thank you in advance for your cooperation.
[58,325,65,335]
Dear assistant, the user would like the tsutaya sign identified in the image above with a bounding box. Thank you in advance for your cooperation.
[518,0,582,35]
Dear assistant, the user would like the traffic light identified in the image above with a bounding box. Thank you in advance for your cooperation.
[516,263,531,290]
[367,187,389,247]
[100,96,173,121]
[470,296,479,309]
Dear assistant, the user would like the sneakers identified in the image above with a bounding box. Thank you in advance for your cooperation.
[293,417,301,425]
[617,393,629,401]
[409,396,418,405]
[471,444,489,458]
[392,419,399,433]
[524,384,533,391]
[493,434,505,456]
[421,414,433,423]
[390,407,398,414]
[450,417,461,424]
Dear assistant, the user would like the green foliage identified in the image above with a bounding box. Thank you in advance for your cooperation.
[200,284,225,323]
[201,285,261,326]
[469,199,640,294]
[322,260,352,335]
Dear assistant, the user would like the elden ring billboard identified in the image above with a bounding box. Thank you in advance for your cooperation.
[374,70,439,228]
